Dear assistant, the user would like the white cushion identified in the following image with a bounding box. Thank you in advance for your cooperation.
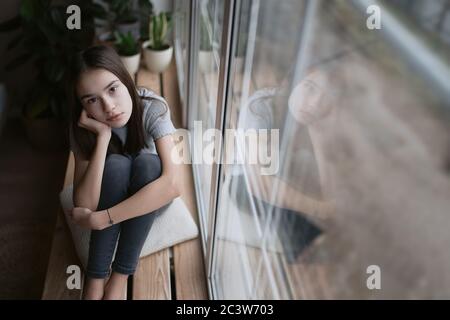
[59,184,199,270]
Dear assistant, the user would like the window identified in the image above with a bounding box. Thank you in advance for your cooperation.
[176,0,450,299]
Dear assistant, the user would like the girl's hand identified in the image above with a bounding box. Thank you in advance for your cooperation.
[78,109,111,139]
[70,207,106,230]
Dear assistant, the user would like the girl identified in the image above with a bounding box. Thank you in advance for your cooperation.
[66,45,180,300]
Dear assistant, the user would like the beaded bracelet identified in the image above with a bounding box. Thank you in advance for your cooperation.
[106,208,114,225]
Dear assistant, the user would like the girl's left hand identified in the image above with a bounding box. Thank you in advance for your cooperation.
[70,207,105,230]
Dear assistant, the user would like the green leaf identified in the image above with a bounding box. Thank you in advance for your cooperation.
[49,6,66,32]
[44,60,65,82]
[152,15,159,48]
[26,93,50,119]
[5,52,33,71]
[139,0,153,13]
[86,2,109,20]
[49,96,60,118]
[148,12,171,50]
[19,0,49,20]
[114,31,139,56]
[38,22,61,44]
[19,0,36,20]
[161,13,168,41]
[0,0,94,121]
[111,0,136,23]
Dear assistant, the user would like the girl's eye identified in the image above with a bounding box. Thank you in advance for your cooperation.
[303,82,317,94]
[303,82,313,89]
[110,86,118,93]
[87,97,97,104]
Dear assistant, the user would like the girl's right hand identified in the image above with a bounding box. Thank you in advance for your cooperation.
[78,109,111,139]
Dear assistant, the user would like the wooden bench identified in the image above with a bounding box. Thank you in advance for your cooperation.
[42,61,208,300]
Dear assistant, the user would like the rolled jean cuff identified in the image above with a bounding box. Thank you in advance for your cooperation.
[111,261,136,276]
[85,268,111,279]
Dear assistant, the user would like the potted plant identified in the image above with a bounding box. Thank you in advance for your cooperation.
[91,0,112,42]
[114,31,141,77]
[0,0,95,150]
[142,12,173,73]
[95,0,153,43]
[110,0,141,39]
[137,0,154,40]
[198,14,214,73]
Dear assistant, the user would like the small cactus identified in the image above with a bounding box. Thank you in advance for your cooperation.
[148,12,171,50]
[114,31,139,56]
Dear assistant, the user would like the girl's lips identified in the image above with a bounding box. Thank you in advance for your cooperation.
[108,112,124,122]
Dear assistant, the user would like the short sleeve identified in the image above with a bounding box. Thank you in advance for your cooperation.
[238,89,275,130]
[144,99,176,140]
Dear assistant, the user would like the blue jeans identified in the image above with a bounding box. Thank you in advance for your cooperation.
[229,174,323,263]
[86,152,167,279]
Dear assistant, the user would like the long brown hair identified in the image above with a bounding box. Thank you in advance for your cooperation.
[66,45,148,159]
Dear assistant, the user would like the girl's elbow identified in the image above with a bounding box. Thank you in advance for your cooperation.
[73,194,97,211]
[168,176,181,198]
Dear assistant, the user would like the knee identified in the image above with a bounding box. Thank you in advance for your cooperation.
[129,154,162,193]
[100,154,132,200]
[104,154,132,181]
[106,153,132,168]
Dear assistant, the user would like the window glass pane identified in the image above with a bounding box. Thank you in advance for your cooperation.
[174,0,190,109]
[212,0,307,299]
[190,0,225,243]
[213,0,450,299]
[283,0,450,299]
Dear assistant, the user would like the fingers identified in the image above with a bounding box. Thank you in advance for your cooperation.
[78,110,99,132]
[78,109,111,135]
[78,109,88,129]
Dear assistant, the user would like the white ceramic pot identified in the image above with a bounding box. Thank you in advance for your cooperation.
[120,52,141,77]
[142,40,173,73]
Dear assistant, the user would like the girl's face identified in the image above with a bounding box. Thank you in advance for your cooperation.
[76,68,133,128]
[288,70,333,126]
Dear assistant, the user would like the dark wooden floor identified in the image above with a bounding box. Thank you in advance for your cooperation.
[0,118,67,299]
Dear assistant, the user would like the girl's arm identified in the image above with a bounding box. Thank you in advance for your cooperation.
[73,132,110,211]
[93,134,181,229]
[73,109,112,211]
[246,164,334,222]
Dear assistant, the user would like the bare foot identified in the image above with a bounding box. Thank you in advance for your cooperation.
[103,272,128,300]
[83,277,106,300]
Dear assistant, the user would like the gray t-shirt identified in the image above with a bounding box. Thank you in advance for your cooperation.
[69,87,176,156]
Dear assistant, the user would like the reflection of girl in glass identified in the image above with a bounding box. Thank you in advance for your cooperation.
[231,65,339,262]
